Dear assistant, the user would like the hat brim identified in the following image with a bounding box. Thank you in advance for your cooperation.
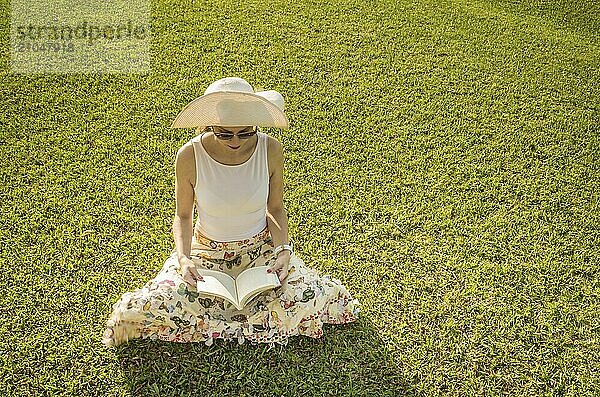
[171,91,289,130]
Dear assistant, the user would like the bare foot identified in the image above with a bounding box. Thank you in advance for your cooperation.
[102,322,140,347]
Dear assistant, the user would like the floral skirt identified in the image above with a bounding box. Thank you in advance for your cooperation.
[101,226,361,350]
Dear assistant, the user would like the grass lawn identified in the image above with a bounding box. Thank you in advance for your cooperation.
[1,0,599,395]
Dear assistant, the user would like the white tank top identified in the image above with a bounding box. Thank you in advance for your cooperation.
[190,131,269,241]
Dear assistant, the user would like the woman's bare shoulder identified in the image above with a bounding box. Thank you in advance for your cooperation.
[175,141,197,186]
[266,134,283,178]
[266,134,283,157]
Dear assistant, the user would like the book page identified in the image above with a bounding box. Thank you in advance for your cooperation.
[196,268,238,305]
[236,266,281,309]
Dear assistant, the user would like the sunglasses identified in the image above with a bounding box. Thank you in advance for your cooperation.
[209,126,258,140]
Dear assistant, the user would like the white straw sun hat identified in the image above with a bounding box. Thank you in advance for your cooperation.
[171,77,289,131]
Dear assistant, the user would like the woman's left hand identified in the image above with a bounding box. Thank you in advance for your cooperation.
[268,252,291,282]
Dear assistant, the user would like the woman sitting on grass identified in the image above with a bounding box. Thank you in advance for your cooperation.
[102,77,361,349]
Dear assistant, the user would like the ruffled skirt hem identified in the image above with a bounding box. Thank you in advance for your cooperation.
[102,298,361,351]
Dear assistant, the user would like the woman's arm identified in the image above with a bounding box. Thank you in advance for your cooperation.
[266,138,291,260]
[173,144,196,262]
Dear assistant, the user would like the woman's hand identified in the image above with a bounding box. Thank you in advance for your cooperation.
[268,252,291,282]
[178,256,204,288]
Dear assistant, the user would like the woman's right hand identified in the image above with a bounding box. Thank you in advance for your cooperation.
[178,256,204,288]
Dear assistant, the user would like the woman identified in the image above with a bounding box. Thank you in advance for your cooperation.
[101,77,361,349]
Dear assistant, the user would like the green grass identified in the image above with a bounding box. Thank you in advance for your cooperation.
[1,0,599,395]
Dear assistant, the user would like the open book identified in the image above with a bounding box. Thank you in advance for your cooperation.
[195,266,282,310]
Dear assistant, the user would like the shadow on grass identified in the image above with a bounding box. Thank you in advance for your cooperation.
[112,318,413,397]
